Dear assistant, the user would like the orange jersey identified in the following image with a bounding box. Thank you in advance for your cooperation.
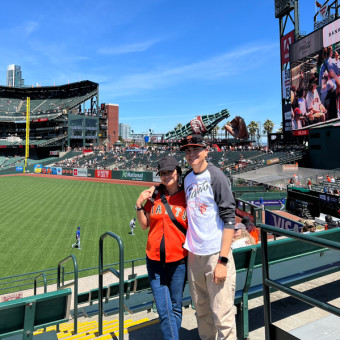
[144,189,188,263]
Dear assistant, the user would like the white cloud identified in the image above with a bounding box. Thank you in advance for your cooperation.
[100,41,279,97]
[23,21,39,37]
[98,37,166,55]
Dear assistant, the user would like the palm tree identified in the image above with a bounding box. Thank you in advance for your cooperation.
[221,121,228,139]
[263,119,275,135]
[247,121,259,140]
[174,123,183,130]
[211,125,220,140]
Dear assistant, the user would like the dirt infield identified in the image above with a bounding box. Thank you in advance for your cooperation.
[3,173,155,187]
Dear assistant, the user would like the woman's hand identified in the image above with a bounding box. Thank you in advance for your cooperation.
[136,186,156,207]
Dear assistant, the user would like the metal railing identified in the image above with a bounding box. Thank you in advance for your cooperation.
[0,257,145,296]
[57,255,78,334]
[98,232,124,338]
[260,224,340,340]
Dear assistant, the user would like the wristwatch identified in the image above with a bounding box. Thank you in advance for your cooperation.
[135,205,144,211]
[218,256,229,265]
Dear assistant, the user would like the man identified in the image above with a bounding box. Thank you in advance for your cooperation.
[180,134,236,340]
[280,197,285,211]
[260,197,264,211]
[129,218,136,235]
[72,226,81,249]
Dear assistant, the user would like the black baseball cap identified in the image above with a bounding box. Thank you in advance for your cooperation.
[156,156,179,175]
[180,134,207,150]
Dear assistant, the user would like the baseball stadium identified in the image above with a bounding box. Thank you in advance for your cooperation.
[1,2,340,340]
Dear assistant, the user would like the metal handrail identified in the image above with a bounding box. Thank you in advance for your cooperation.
[98,232,124,338]
[33,273,47,295]
[0,257,145,294]
[57,255,78,334]
[260,224,340,339]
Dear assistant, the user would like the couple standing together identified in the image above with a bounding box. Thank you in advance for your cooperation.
[136,134,236,340]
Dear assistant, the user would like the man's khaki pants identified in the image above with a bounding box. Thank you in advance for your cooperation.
[187,251,236,340]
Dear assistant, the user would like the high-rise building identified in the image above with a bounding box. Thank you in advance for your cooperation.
[119,123,131,140]
[7,64,24,88]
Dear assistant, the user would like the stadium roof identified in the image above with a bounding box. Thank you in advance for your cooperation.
[0,80,98,122]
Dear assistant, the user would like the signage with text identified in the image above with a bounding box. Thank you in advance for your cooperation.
[265,210,303,232]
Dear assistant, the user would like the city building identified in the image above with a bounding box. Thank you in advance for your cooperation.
[119,123,131,140]
[7,64,24,88]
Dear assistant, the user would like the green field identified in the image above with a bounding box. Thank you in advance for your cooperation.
[0,176,149,279]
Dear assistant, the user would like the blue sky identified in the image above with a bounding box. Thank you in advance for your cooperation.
[0,0,317,134]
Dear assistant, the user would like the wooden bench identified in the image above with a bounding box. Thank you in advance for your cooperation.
[0,288,71,340]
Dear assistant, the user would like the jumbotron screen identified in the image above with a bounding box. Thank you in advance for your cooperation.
[290,18,340,131]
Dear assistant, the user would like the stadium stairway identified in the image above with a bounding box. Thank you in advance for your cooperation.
[33,317,158,339]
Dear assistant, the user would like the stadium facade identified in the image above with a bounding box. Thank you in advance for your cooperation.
[0,81,119,158]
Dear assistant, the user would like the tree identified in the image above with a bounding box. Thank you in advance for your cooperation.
[211,125,220,139]
[247,121,259,140]
[263,119,275,135]
[174,123,183,130]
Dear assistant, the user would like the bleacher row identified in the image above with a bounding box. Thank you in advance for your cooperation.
[52,149,304,175]
[0,89,97,119]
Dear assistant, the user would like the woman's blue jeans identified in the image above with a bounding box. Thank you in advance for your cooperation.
[146,257,187,340]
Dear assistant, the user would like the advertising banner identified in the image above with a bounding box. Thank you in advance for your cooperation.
[95,170,111,179]
[73,168,88,177]
[62,168,74,176]
[42,167,52,174]
[265,210,303,232]
[266,158,280,165]
[52,167,62,175]
[292,130,309,136]
[282,164,298,171]
[282,69,290,99]
[281,30,294,65]
[323,18,340,47]
[289,29,323,64]
[152,172,161,183]
[34,164,42,173]
[16,166,23,172]
[1,292,23,302]
[121,170,145,181]
[249,199,281,207]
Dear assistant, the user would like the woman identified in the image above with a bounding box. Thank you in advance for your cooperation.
[136,156,187,340]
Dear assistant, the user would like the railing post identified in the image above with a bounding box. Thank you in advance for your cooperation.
[261,227,271,340]
[33,273,47,295]
[57,255,78,334]
[98,232,124,339]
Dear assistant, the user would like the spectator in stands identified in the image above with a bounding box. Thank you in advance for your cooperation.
[135,156,187,340]
[231,223,256,249]
[241,216,259,244]
[307,178,312,190]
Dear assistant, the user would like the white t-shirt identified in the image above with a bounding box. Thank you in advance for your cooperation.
[183,164,235,255]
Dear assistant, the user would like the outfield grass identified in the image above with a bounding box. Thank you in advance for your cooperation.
[0,176,149,279]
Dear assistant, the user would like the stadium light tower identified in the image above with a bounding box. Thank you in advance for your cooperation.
[275,0,300,138]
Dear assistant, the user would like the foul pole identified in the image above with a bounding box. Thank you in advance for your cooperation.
[24,97,30,173]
